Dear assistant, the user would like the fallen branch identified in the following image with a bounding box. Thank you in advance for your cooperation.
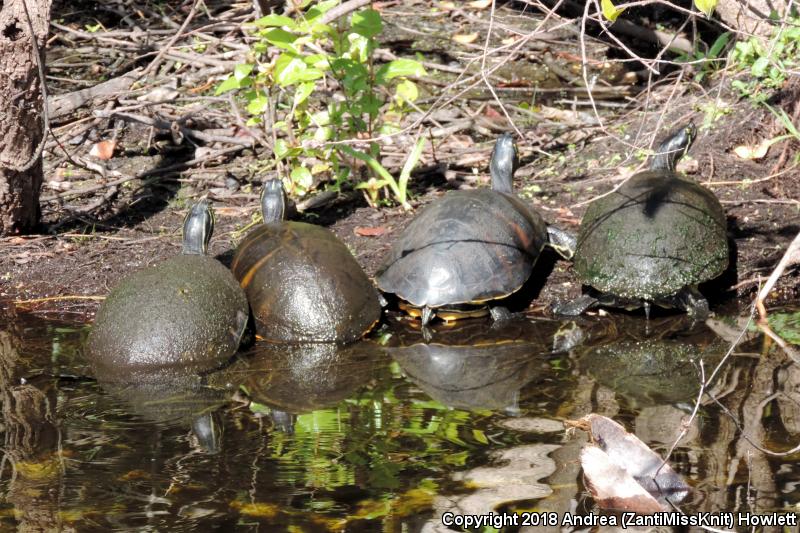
[93,110,256,147]
[320,0,372,25]
[47,69,141,120]
[41,145,248,203]
[756,229,800,323]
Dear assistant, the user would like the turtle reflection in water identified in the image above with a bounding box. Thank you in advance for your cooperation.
[236,341,383,432]
[385,318,565,412]
[92,364,242,454]
[574,314,726,408]
[558,123,729,318]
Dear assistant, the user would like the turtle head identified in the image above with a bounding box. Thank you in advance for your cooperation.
[650,122,696,172]
[489,132,519,194]
[261,178,287,224]
[182,198,214,255]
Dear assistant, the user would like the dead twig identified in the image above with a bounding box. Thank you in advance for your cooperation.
[141,0,202,78]
[756,229,800,323]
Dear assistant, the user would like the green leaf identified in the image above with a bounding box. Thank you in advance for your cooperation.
[767,311,800,345]
[248,401,271,415]
[274,138,290,159]
[395,79,419,104]
[359,93,383,117]
[293,81,315,107]
[264,28,299,52]
[472,429,489,445]
[351,9,382,38]
[253,14,297,28]
[290,166,313,190]
[694,0,717,17]
[751,56,770,77]
[246,95,270,115]
[215,74,241,95]
[306,0,339,21]
[347,33,373,63]
[274,54,323,86]
[376,59,427,83]
[234,64,254,81]
[395,136,425,207]
[304,53,328,70]
[601,0,625,21]
[707,31,730,59]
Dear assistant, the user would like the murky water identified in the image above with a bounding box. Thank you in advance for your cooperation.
[0,308,799,531]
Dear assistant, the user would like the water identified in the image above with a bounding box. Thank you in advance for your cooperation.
[0,308,799,531]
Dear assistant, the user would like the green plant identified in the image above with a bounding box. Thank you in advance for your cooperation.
[677,32,731,83]
[730,17,800,99]
[215,2,426,208]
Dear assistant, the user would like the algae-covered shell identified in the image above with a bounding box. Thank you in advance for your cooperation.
[87,254,248,371]
[574,172,728,300]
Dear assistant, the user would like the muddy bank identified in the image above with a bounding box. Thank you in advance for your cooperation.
[1,2,798,319]
[2,100,798,320]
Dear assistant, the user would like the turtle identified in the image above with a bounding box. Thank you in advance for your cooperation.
[557,122,729,318]
[376,133,574,326]
[231,179,382,343]
[87,200,249,372]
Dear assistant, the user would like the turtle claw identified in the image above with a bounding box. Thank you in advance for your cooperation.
[553,294,598,316]
[377,293,388,308]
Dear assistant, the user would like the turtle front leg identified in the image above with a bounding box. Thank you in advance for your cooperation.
[677,286,709,319]
[489,305,514,322]
[421,306,435,326]
[553,294,598,316]
[546,226,576,260]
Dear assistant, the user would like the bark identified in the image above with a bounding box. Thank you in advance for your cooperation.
[715,0,792,39]
[0,0,51,235]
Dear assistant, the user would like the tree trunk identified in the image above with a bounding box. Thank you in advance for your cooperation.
[0,0,51,235]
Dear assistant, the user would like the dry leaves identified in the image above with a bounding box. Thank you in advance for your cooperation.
[733,139,771,160]
[452,32,479,44]
[354,226,388,237]
[89,140,117,160]
[566,414,690,514]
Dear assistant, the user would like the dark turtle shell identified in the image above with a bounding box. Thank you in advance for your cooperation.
[87,254,249,371]
[231,221,381,343]
[574,171,728,301]
[376,189,547,309]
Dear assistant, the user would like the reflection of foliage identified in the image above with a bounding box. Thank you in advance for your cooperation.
[764,311,800,345]
[267,392,491,492]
